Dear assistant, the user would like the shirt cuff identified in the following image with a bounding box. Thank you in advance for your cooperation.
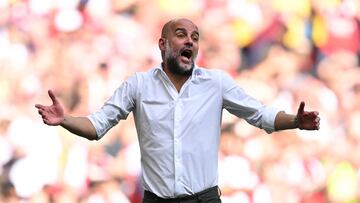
[262,107,281,134]
[87,114,105,140]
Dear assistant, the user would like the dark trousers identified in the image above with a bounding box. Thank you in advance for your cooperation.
[142,186,222,203]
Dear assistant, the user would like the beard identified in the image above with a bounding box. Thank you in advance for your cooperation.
[164,41,194,76]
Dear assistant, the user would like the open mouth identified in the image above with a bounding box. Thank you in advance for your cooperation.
[180,49,193,63]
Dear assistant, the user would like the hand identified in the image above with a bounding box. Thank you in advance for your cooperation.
[35,90,64,126]
[296,101,320,130]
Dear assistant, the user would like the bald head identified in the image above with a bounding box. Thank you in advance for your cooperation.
[161,18,198,39]
[161,20,173,38]
[158,18,199,77]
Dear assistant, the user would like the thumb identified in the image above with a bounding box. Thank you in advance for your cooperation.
[297,101,305,115]
[48,89,58,105]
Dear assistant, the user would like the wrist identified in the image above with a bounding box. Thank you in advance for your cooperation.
[60,115,67,126]
[293,116,300,129]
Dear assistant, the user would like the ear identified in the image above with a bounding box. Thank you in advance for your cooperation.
[159,38,165,52]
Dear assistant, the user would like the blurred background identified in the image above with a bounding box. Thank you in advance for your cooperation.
[0,0,360,202]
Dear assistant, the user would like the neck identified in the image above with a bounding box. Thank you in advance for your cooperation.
[162,63,191,92]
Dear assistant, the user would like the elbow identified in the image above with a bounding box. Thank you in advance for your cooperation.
[84,131,98,141]
[88,137,97,141]
[89,134,99,141]
[88,124,99,141]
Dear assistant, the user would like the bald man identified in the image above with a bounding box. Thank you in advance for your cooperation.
[36,18,320,203]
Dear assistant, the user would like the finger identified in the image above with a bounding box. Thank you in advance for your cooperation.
[311,112,320,119]
[305,111,319,119]
[48,90,58,105]
[297,101,305,115]
[40,111,46,117]
[313,118,320,130]
[44,119,55,126]
[43,119,49,125]
[35,104,45,109]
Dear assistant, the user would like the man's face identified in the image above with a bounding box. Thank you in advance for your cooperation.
[161,19,199,76]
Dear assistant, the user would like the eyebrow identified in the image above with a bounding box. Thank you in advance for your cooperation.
[174,28,199,37]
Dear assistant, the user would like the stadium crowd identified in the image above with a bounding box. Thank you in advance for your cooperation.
[0,0,360,202]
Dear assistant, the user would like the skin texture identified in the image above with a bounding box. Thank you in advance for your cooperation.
[275,102,320,131]
[35,90,97,140]
[296,101,320,130]
[34,18,320,142]
[35,90,64,126]
[159,18,200,91]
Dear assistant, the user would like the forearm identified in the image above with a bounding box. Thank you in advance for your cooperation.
[274,111,298,131]
[60,115,97,140]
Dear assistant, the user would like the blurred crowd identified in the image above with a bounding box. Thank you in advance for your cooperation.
[0,0,360,202]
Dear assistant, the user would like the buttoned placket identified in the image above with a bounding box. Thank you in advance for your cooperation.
[173,97,183,195]
[157,70,192,196]
[173,79,192,196]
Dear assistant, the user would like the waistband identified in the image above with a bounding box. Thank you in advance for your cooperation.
[143,186,220,202]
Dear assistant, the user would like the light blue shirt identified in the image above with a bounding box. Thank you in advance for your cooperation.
[88,65,279,198]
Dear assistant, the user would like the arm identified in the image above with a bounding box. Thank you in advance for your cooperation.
[274,111,298,130]
[35,90,97,140]
[275,101,320,131]
[221,71,279,133]
[61,115,97,140]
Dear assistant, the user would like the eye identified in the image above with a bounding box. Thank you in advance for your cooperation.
[192,36,199,42]
[176,33,186,38]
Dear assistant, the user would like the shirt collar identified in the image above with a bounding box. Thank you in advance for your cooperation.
[154,64,203,79]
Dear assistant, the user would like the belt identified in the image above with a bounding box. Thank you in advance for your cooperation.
[143,186,220,203]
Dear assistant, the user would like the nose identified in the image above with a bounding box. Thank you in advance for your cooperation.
[184,37,193,47]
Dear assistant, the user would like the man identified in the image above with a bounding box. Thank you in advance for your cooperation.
[35,18,320,203]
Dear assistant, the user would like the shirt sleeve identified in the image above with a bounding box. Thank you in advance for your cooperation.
[87,75,137,140]
[221,71,280,134]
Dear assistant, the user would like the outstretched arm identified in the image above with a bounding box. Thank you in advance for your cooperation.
[274,101,320,131]
[35,90,97,140]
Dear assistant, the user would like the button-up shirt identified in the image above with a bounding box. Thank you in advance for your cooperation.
[88,65,279,198]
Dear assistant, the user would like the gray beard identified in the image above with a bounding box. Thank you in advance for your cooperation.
[164,41,194,76]
[166,55,194,76]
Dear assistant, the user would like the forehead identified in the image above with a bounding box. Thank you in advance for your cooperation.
[170,19,199,33]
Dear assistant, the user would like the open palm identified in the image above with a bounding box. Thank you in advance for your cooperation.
[35,90,64,126]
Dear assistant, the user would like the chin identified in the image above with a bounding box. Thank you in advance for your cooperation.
[181,64,193,71]
[167,55,194,76]
[179,61,194,71]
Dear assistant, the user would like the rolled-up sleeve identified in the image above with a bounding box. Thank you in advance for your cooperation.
[221,71,280,133]
[87,75,137,140]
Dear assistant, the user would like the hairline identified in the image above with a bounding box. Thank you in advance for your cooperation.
[161,18,199,39]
